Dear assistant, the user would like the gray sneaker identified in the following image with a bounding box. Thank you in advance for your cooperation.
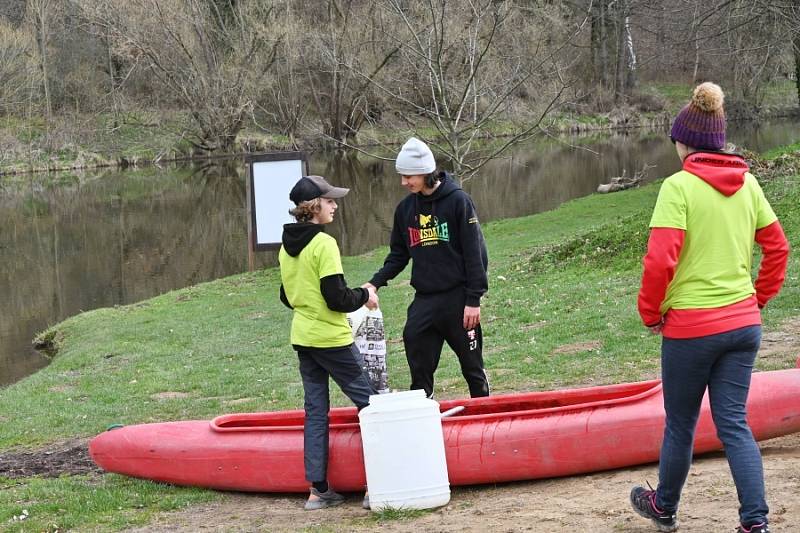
[304,487,345,510]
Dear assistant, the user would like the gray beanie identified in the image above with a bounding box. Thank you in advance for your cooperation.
[395,137,436,175]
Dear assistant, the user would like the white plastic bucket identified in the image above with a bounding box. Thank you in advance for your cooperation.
[358,389,450,511]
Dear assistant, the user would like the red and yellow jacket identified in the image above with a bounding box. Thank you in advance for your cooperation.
[638,152,790,338]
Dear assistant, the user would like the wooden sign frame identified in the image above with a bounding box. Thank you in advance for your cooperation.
[246,152,308,269]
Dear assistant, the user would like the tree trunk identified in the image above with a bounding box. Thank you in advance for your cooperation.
[692,1,701,83]
[794,34,800,107]
[590,3,601,84]
[31,0,53,121]
[614,2,625,102]
[598,1,609,88]
[624,14,636,91]
[106,33,119,129]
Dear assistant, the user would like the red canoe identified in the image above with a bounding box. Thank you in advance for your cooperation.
[89,358,800,492]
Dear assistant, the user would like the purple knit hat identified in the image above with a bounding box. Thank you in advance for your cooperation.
[670,82,726,151]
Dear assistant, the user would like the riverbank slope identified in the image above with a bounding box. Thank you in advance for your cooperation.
[1,81,797,176]
[0,147,798,531]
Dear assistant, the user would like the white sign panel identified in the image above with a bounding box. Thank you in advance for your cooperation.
[249,154,306,249]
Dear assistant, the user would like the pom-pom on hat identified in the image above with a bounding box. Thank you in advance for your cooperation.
[395,137,436,175]
[670,82,726,151]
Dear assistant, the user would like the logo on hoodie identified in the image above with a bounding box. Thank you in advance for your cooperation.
[409,214,449,247]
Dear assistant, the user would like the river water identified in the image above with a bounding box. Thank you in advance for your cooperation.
[2,120,799,386]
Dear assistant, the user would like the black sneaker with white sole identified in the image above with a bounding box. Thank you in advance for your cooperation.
[630,485,679,532]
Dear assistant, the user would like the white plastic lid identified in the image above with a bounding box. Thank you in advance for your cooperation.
[367,389,427,405]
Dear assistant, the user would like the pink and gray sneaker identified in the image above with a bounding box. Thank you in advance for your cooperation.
[629,485,678,532]
[737,523,770,533]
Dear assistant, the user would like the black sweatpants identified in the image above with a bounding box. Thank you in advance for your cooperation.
[402,287,489,398]
[296,344,375,483]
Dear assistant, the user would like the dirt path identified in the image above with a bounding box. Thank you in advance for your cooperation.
[130,433,800,532]
[2,433,798,531]
[0,439,98,478]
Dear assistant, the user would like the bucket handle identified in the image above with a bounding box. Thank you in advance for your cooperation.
[441,406,465,418]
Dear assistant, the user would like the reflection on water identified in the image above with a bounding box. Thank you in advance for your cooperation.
[2,120,798,386]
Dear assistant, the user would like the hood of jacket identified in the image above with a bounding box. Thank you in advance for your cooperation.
[682,152,749,196]
[281,222,324,257]
[418,171,460,204]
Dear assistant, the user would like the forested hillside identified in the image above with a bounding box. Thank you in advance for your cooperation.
[1,1,798,169]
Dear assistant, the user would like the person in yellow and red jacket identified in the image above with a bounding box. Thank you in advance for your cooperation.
[629,83,790,533]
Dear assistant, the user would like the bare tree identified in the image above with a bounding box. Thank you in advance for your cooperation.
[755,1,800,105]
[26,0,57,120]
[586,0,637,101]
[78,0,281,153]
[619,0,638,94]
[257,42,308,149]
[292,0,398,144]
[255,4,309,149]
[623,0,791,106]
[794,32,800,105]
[0,20,33,115]
[4,0,797,164]
[359,0,584,179]
[590,0,612,89]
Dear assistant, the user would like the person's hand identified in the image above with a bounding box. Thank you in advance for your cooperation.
[647,320,664,335]
[362,282,377,291]
[463,305,480,330]
[365,286,379,310]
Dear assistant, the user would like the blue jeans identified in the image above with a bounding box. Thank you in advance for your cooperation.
[297,344,375,483]
[656,325,768,526]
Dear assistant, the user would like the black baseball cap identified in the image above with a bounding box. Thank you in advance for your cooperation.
[289,175,349,205]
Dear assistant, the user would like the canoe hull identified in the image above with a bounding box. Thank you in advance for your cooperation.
[89,366,800,492]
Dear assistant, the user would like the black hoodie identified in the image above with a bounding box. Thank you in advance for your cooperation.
[369,173,488,306]
[279,223,368,312]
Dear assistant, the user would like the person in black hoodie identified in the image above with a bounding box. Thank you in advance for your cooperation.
[279,175,379,510]
[364,138,490,398]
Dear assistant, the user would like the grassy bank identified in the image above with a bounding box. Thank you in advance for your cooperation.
[1,81,797,176]
[1,148,799,530]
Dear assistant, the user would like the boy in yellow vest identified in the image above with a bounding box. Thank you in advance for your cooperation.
[279,175,379,510]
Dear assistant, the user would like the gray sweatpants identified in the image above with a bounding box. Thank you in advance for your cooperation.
[297,343,374,483]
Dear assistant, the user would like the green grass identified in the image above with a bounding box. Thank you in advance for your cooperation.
[363,507,432,522]
[0,111,196,175]
[648,83,692,106]
[1,147,798,530]
[761,80,798,108]
[639,80,798,118]
[0,475,214,532]
[762,142,800,160]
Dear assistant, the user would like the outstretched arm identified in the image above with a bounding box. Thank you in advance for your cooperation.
[320,275,369,313]
[369,208,410,289]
